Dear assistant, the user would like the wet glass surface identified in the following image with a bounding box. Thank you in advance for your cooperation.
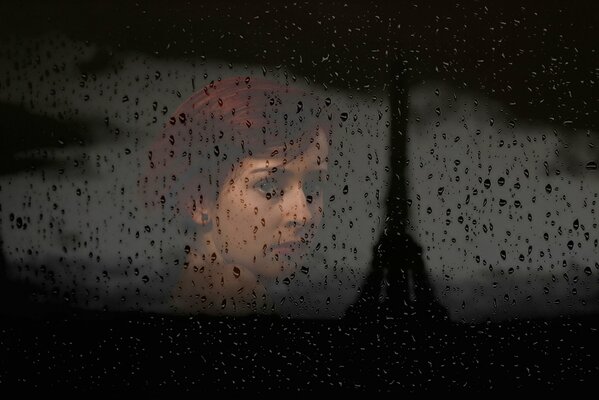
[1,1,598,393]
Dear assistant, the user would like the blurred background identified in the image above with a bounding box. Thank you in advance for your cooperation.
[0,1,598,323]
[3,1,599,393]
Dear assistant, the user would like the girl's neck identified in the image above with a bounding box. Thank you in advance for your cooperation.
[171,232,273,315]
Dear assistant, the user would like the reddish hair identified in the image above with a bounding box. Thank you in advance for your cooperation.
[140,76,335,226]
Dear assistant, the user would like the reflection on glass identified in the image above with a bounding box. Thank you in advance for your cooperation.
[0,35,389,318]
[143,77,343,317]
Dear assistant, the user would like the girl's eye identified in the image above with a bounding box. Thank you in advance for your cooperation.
[254,178,278,195]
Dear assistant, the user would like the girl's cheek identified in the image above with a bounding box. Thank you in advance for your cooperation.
[248,190,272,209]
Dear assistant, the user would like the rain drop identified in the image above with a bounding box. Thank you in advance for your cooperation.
[584,267,592,275]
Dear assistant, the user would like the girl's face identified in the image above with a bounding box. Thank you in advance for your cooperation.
[211,131,329,280]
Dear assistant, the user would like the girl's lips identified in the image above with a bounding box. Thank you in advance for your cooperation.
[271,241,304,255]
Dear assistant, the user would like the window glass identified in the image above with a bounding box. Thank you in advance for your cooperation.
[1,1,598,392]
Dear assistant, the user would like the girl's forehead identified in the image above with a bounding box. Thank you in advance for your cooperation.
[244,132,328,163]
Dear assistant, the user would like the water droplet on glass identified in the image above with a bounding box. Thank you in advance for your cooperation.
[584,267,592,276]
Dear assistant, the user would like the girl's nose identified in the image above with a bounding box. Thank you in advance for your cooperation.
[282,185,314,227]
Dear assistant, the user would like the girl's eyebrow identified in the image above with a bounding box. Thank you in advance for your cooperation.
[249,158,329,176]
[249,165,284,175]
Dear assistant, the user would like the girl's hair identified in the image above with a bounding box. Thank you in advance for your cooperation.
[141,76,335,227]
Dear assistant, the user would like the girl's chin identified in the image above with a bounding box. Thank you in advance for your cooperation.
[238,250,314,280]
[247,259,297,281]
